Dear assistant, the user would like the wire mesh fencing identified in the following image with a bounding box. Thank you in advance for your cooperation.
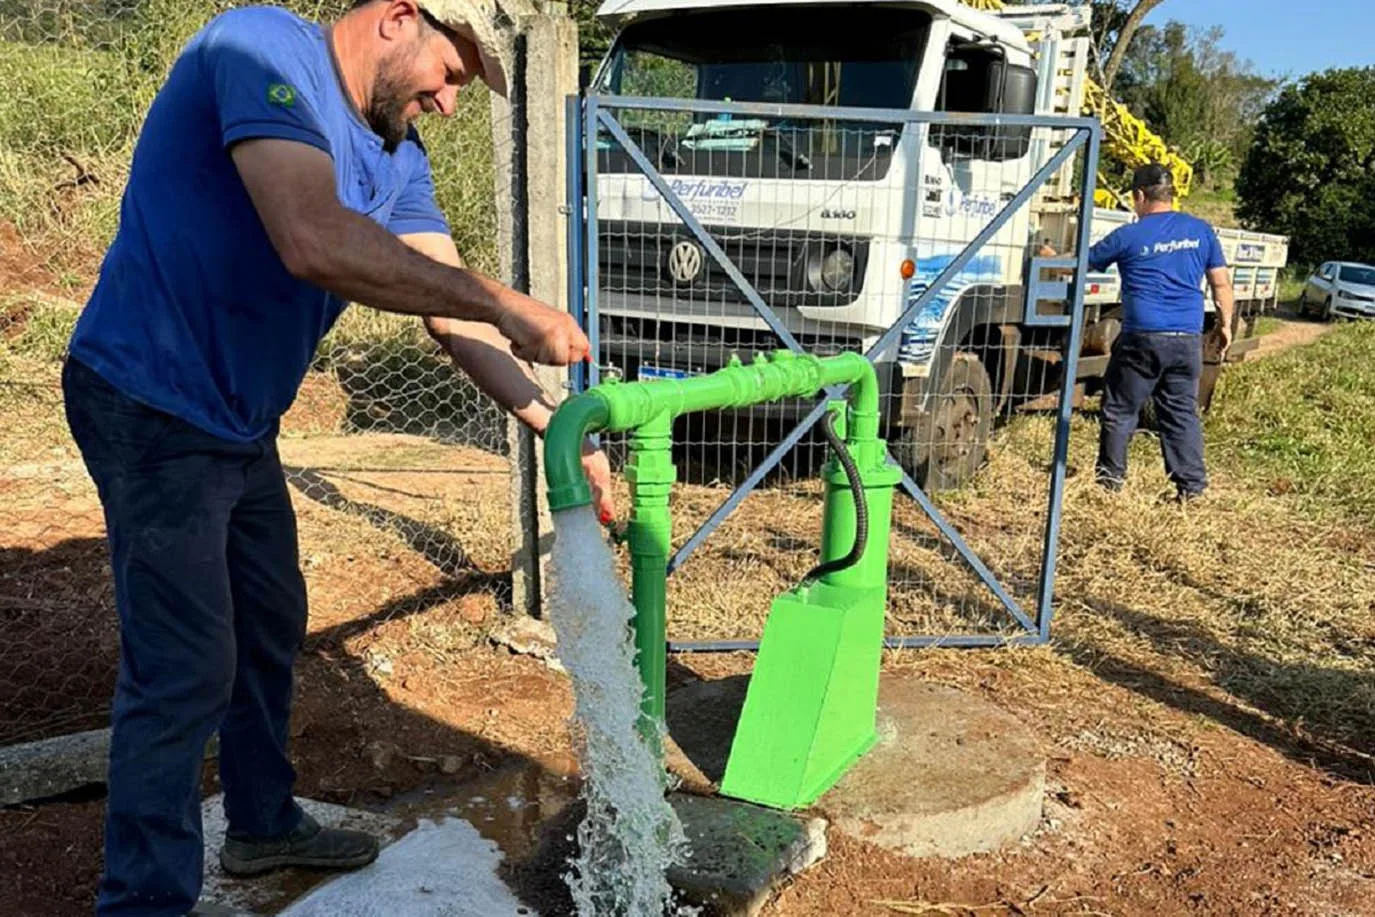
[0,0,522,747]
[578,93,1100,648]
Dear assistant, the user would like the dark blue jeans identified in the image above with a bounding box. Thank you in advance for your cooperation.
[62,358,306,916]
[1096,332,1208,496]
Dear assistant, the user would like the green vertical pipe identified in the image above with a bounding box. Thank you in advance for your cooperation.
[625,413,674,749]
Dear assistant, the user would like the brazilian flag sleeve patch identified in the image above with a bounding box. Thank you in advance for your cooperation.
[266,82,297,108]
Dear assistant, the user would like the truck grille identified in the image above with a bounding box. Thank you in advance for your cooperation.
[599,316,864,374]
[596,221,871,308]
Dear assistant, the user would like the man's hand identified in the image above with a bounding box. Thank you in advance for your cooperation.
[497,293,591,366]
[1206,265,1235,360]
[1213,321,1233,358]
[581,440,616,523]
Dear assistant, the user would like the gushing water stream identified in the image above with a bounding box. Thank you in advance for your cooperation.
[547,506,691,916]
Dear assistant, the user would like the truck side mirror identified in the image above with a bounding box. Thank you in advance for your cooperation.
[987,62,1035,160]
[936,56,1037,163]
[579,61,597,92]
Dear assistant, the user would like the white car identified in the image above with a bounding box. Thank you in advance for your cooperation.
[1299,261,1375,321]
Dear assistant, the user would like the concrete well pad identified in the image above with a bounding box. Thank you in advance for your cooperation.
[819,676,1046,858]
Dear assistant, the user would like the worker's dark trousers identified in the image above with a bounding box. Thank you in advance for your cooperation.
[63,358,307,917]
[1096,331,1208,496]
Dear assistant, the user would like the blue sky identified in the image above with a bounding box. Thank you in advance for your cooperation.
[1144,0,1373,79]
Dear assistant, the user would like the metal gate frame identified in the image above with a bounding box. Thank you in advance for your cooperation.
[566,94,1102,649]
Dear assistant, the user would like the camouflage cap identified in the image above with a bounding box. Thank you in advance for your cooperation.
[419,0,510,98]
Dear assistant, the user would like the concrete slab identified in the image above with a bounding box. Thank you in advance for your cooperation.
[819,677,1045,858]
[668,793,827,917]
[0,729,111,806]
[198,795,406,917]
[0,729,218,806]
[665,674,749,785]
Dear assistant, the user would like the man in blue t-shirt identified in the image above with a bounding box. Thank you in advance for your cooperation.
[1084,163,1235,499]
[62,2,610,913]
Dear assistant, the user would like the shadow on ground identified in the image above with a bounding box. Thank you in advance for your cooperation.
[1057,595,1375,785]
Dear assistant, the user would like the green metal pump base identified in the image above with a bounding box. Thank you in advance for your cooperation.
[718,581,885,809]
[720,412,901,810]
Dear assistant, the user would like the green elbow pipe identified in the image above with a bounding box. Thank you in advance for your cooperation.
[543,391,610,513]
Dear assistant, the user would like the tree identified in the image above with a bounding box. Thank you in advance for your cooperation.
[1113,23,1275,189]
[1236,68,1375,266]
[1098,0,1167,93]
[568,0,614,69]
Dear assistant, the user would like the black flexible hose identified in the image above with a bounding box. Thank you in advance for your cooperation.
[801,409,868,585]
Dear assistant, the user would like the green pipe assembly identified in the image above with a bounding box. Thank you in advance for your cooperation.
[544,351,900,810]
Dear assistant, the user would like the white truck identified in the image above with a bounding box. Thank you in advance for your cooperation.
[584,0,1289,487]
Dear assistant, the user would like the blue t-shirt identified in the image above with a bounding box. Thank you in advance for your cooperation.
[69,6,449,442]
[1087,212,1227,334]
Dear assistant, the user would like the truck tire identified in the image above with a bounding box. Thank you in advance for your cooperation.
[896,353,994,491]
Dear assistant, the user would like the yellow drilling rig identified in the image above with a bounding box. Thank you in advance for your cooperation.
[960,0,1193,209]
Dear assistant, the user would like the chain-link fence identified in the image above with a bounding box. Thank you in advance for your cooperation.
[0,0,524,748]
[578,80,1100,648]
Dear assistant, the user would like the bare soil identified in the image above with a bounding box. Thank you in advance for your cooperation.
[1251,305,1335,360]
[3,271,1372,914]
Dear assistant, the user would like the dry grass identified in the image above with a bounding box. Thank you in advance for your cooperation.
[656,323,1375,772]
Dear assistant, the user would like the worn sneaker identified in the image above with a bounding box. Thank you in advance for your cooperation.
[218,812,379,877]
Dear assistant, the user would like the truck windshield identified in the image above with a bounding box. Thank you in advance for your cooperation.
[593,6,929,180]
[1339,265,1375,285]
[598,6,929,119]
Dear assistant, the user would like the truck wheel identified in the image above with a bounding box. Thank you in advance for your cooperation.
[897,353,994,491]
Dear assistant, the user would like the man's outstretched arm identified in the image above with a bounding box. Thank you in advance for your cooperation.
[230,138,589,366]
[401,231,615,520]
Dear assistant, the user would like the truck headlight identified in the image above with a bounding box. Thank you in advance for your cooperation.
[806,246,855,294]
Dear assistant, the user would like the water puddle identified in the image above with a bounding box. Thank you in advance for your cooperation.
[387,764,581,861]
[277,816,534,917]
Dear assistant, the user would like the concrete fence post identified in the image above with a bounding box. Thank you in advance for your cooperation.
[491,0,579,617]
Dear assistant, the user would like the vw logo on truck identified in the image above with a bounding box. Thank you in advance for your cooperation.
[665,240,705,284]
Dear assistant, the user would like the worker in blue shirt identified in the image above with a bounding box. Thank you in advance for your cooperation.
[1084,163,1235,499]
[62,2,610,913]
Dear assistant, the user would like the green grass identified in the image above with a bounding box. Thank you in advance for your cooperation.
[1207,320,1375,525]
[1181,187,1240,229]
[1278,271,1308,305]
[1253,315,1284,336]
[0,0,500,281]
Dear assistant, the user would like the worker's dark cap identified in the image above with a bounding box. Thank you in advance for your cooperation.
[1131,163,1174,191]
